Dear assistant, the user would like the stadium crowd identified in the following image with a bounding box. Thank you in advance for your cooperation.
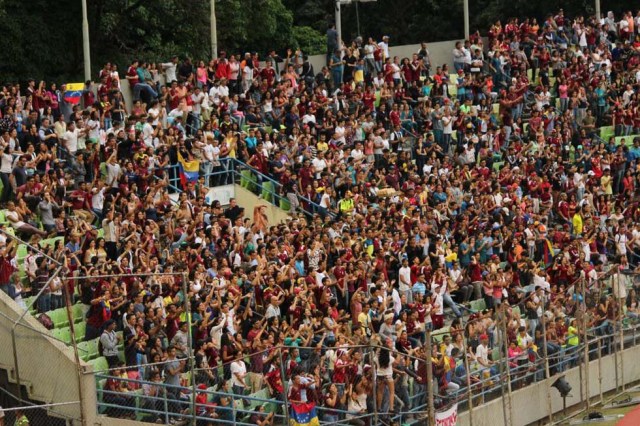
[3,6,640,426]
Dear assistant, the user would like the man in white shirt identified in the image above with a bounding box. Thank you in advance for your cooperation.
[265,295,283,319]
[378,36,390,62]
[398,257,412,303]
[62,121,86,156]
[350,142,364,161]
[615,225,629,257]
[190,86,205,134]
[475,334,493,370]
[208,82,221,106]
[230,357,248,396]
[91,180,106,219]
[142,116,155,148]
[161,56,179,86]
[312,151,327,179]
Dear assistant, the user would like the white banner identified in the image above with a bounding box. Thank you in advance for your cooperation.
[435,404,458,426]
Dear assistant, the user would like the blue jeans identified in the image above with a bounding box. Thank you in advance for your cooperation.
[443,293,462,317]
[37,293,51,313]
[133,83,158,100]
[323,414,339,423]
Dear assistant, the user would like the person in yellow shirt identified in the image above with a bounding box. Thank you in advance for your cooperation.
[572,208,583,236]
[601,169,613,195]
[338,191,355,217]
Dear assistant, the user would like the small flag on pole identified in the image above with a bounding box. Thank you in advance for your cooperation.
[64,83,85,105]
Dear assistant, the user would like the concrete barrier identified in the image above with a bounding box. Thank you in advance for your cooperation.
[457,343,640,426]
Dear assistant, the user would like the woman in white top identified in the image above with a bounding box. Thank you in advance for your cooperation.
[376,344,396,412]
[5,201,46,236]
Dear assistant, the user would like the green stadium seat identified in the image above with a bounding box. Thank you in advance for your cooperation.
[57,326,72,345]
[470,299,487,312]
[40,236,64,249]
[279,198,291,211]
[261,181,275,203]
[74,321,86,341]
[88,356,109,373]
[16,244,27,260]
[491,347,500,362]
[72,303,85,324]
[599,126,614,139]
[240,170,257,192]
[49,307,70,329]
[0,210,7,224]
[86,337,100,360]
[77,341,91,361]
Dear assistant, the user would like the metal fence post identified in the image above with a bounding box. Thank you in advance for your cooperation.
[425,329,435,426]
[278,347,291,426]
[182,271,196,426]
[461,329,474,426]
[597,337,603,403]
[63,279,86,426]
[370,346,379,425]
[540,294,553,425]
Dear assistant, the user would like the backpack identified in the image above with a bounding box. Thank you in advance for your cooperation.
[38,313,53,330]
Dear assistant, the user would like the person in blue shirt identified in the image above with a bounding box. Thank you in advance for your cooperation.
[412,274,427,297]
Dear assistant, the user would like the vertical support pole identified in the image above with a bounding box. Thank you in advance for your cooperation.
[335,0,342,49]
[182,272,196,426]
[619,301,625,392]
[371,347,379,425]
[210,0,218,59]
[463,0,470,39]
[501,308,514,426]
[462,328,474,426]
[597,337,603,403]
[355,1,361,37]
[64,279,87,426]
[279,348,292,426]
[425,329,435,425]
[81,0,91,82]
[581,278,590,411]
[540,294,553,425]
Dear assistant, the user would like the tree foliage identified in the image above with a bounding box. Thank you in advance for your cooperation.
[0,0,633,82]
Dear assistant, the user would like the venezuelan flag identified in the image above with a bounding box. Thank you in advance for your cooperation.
[290,403,320,426]
[64,83,84,105]
[177,152,200,187]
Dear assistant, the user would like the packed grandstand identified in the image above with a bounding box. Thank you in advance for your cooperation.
[3,6,640,426]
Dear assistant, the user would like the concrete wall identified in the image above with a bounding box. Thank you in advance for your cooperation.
[117,39,460,110]
[307,39,458,76]
[0,292,97,424]
[457,344,640,426]
[234,185,291,225]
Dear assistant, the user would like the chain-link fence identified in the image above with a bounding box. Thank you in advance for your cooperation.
[0,300,83,425]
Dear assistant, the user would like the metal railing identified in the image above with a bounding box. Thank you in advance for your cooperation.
[84,317,640,426]
[154,157,325,216]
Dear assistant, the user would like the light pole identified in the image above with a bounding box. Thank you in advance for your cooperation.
[463,0,470,39]
[211,0,218,59]
[81,0,91,82]
[595,0,601,22]
[335,0,377,44]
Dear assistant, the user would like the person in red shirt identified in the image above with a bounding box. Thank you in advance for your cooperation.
[215,54,230,81]
[125,60,139,90]
[332,349,351,383]
[68,181,94,223]
[260,62,276,87]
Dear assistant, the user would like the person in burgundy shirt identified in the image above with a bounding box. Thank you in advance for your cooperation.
[260,62,276,88]
[68,181,94,223]
[247,144,269,175]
